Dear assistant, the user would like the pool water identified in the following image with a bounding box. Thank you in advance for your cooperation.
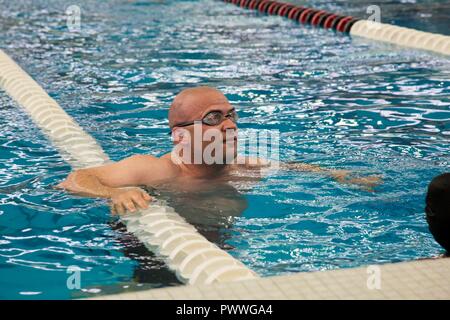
[0,0,449,299]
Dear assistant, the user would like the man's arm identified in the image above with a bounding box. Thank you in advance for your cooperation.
[56,155,171,214]
[238,157,382,191]
[281,161,382,191]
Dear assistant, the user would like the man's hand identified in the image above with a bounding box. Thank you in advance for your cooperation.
[110,188,152,215]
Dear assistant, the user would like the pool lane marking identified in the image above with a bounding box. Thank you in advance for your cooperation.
[0,49,258,285]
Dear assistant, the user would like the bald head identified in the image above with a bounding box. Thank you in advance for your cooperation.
[168,86,231,128]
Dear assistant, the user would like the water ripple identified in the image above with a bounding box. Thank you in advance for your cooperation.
[0,0,448,298]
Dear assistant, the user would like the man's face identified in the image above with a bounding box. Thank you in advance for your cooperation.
[170,87,238,165]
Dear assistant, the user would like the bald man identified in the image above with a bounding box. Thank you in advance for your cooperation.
[57,86,381,215]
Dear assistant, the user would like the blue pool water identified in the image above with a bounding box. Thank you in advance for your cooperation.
[0,0,449,299]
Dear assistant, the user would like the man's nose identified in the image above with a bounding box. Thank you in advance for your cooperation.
[220,118,237,131]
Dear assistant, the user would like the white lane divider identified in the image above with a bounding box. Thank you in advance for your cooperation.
[0,49,258,285]
[350,20,450,56]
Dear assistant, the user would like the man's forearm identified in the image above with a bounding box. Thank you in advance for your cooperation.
[57,170,120,198]
[282,161,356,180]
[281,162,324,173]
[282,161,381,190]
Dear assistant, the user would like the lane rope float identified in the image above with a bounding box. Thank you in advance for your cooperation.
[0,49,258,285]
[221,0,450,56]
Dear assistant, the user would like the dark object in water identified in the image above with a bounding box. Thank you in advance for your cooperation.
[426,172,450,253]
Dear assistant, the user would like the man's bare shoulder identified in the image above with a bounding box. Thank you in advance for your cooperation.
[127,153,160,163]
[128,153,170,162]
[131,153,180,184]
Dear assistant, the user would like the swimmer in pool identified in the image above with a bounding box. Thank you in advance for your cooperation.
[57,86,382,215]
[425,172,450,256]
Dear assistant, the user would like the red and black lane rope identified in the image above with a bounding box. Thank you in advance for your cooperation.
[222,0,359,33]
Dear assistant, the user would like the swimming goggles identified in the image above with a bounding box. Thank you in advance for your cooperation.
[169,109,238,134]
